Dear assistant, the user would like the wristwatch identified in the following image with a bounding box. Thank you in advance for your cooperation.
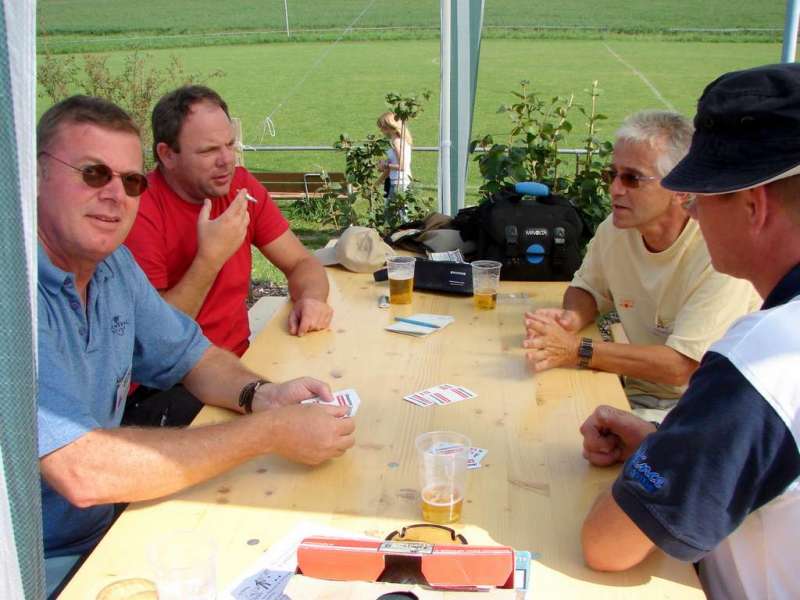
[577,337,594,369]
[238,379,269,414]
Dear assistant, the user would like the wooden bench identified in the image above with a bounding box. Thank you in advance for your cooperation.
[250,171,351,200]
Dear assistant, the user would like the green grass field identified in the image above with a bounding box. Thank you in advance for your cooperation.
[39,0,785,35]
[38,0,784,53]
[35,1,787,283]
[36,38,781,191]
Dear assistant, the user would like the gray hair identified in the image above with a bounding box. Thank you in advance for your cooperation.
[615,110,694,177]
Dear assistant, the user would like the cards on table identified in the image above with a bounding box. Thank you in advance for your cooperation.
[301,388,361,417]
[403,383,476,407]
[430,442,488,470]
[468,447,488,469]
[385,313,455,336]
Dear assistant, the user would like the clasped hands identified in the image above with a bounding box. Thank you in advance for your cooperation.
[522,308,583,372]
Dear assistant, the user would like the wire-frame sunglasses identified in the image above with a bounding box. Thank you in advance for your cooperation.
[602,168,659,189]
[385,523,468,545]
[39,152,148,197]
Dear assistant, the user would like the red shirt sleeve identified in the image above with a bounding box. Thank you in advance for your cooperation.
[125,175,170,290]
[243,169,290,249]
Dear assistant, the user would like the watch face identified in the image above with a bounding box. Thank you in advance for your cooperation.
[579,338,593,358]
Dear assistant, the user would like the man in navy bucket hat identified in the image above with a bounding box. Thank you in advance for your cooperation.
[579,63,800,600]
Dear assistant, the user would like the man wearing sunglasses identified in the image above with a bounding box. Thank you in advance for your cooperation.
[36,96,355,597]
[524,110,758,421]
[123,85,333,426]
[579,63,800,600]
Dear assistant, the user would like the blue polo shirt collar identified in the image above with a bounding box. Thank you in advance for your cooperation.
[38,243,115,291]
[763,262,800,310]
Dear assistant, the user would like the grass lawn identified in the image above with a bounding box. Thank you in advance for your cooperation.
[38,38,781,197]
[38,0,784,43]
[35,2,785,285]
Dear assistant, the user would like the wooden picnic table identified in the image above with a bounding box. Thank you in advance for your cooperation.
[59,268,703,599]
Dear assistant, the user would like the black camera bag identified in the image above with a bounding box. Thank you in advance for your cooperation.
[470,187,584,281]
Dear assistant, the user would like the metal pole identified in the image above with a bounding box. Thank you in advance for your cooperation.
[782,0,799,62]
[439,0,452,215]
[283,0,290,38]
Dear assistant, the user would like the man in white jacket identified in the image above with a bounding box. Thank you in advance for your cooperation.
[579,63,800,599]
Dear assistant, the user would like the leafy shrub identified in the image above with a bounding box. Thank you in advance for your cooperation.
[470,80,612,236]
[309,90,434,236]
[38,51,224,167]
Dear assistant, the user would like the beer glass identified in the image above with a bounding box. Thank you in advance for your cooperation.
[415,431,470,524]
[471,260,502,309]
[386,256,415,305]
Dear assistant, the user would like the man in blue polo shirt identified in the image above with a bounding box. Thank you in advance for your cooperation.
[36,96,356,598]
[578,64,800,598]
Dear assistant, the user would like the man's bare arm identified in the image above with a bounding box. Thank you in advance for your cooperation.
[40,402,354,508]
[562,286,601,330]
[260,230,332,336]
[589,341,699,386]
[582,489,655,571]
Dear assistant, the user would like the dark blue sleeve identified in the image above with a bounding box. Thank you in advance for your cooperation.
[612,351,800,561]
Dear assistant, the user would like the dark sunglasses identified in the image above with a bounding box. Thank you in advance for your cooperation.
[40,152,148,197]
[602,168,658,189]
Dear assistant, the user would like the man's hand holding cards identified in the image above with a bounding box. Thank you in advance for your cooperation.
[301,388,361,417]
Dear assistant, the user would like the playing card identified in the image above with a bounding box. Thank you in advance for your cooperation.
[301,388,361,417]
[402,392,436,407]
[429,443,486,469]
[403,384,476,407]
[468,447,488,469]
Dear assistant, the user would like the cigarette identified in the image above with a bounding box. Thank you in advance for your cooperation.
[238,189,258,203]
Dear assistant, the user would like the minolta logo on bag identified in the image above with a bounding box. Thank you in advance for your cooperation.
[449,270,467,276]
[525,228,549,237]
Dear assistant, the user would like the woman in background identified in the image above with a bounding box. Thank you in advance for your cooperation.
[377,111,412,199]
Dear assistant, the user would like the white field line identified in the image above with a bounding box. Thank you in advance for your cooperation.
[603,42,676,112]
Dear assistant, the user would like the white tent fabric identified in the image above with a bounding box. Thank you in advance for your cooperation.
[0,0,40,598]
[437,0,485,215]
[0,444,23,600]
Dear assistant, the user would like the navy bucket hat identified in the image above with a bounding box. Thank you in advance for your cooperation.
[662,63,800,195]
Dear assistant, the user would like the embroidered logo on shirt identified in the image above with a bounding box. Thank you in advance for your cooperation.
[626,448,666,493]
[111,315,129,336]
[619,298,635,309]
[653,316,673,336]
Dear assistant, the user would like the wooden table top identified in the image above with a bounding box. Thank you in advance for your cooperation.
[60,268,703,599]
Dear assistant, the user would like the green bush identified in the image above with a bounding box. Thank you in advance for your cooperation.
[470,80,612,237]
[293,91,435,236]
[37,51,223,166]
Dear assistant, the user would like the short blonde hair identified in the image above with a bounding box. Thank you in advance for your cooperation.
[377,111,412,145]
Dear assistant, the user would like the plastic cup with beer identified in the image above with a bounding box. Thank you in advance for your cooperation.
[471,260,502,309]
[415,431,470,524]
[386,255,416,305]
[148,530,217,600]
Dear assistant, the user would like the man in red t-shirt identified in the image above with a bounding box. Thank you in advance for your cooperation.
[124,85,333,426]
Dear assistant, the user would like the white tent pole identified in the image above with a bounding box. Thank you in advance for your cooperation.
[439,0,452,215]
[782,0,800,62]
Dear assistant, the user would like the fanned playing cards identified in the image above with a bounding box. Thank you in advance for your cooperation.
[403,383,476,407]
[301,388,361,417]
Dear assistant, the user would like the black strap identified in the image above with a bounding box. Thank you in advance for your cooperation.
[238,379,269,414]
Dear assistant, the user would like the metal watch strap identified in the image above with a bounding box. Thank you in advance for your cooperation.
[238,379,269,414]
[577,337,593,369]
